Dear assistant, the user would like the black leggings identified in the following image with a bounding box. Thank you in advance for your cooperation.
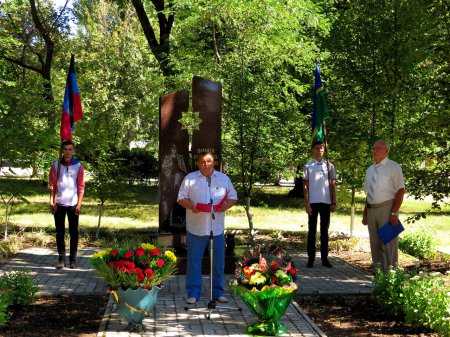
[307,203,330,261]
[54,205,79,262]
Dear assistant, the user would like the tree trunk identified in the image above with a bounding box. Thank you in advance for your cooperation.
[3,206,8,241]
[29,0,56,125]
[43,71,55,124]
[244,196,255,244]
[96,200,104,239]
[130,0,175,81]
[350,186,356,237]
[1,196,13,241]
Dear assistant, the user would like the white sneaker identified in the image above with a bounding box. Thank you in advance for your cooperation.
[216,296,228,303]
[186,297,197,304]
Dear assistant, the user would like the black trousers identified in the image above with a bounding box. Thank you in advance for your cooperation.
[54,205,79,262]
[307,203,330,261]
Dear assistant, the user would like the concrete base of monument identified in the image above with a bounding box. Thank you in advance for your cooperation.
[157,232,237,274]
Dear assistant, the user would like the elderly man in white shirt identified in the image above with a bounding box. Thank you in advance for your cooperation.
[178,152,237,305]
[363,140,405,272]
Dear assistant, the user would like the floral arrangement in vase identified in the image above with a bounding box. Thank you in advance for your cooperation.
[91,243,177,290]
[91,243,177,328]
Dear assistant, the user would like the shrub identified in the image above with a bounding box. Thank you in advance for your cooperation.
[399,230,438,260]
[0,291,12,327]
[373,268,408,316]
[0,235,24,261]
[401,273,450,336]
[111,149,158,182]
[0,271,38,306]
[374,269,450,336]
[23,230,53,247]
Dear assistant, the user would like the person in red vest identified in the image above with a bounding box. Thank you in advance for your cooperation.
[49,140,85,269]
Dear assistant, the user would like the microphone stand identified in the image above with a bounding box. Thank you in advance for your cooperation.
[184,175,241,319]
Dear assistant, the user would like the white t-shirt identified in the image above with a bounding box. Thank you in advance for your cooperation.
[50,159,84,207]
[177,170,238,236]
[304,159,336,204]
[364,157,405,204]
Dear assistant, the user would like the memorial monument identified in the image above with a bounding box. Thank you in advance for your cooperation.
[159,76,222,233]
[158,76,235,273]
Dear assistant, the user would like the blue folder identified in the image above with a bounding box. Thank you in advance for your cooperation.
[377,221,404,245]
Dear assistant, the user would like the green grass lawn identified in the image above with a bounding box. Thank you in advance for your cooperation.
[1,178,449,249]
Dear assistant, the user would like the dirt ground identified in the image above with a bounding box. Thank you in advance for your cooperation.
[303,250,449,337]
[336,249,450,274]
[0,295,108,337]
[296,294,440,337]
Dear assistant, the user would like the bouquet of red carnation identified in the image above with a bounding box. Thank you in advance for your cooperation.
[230,246,298,336]
[91,243,177,290]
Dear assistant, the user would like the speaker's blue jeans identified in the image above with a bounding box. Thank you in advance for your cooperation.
[186,232,225,300]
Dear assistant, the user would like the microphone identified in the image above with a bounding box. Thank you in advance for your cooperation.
[207,176,215,220]
[207,176,213,204]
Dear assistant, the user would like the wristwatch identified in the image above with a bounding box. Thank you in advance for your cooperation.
[391,211,399,216]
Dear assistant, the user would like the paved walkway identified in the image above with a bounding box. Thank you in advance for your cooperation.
[0,248,372,297]
[0,247,107,295]
[98,275,326,337]
[0,247,373,336]
[291,254,373,295]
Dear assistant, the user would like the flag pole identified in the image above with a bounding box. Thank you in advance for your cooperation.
[313,62,336,232]
[323,121,333,210]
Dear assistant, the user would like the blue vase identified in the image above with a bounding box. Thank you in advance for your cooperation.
[114,286,161,327]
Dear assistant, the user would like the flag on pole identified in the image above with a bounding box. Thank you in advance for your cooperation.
[60,54,83,141]
[311,64,330,142]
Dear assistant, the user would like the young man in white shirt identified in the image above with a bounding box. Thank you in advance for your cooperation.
[49,140,85,269]
[178,152,237,304]
[363,140,405,272]
[303,141,336,268]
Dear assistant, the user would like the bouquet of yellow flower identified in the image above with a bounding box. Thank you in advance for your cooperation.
[91,243,177,290]
[230,246,298,336]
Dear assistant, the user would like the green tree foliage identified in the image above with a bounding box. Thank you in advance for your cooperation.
[73,0,162,149]
[72,0,163,232]
[327,0,449,209]
[170,0,330,234]
[0,60,57,176]
[0,0,448,228]
[0,0,69,176]
[111,0,177,86]
[0,0,70,124]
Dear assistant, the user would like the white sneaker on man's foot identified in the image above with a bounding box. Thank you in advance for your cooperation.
[186,297,197,304]
[216,296,228,303]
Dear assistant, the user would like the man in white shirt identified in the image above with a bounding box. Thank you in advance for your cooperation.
[178,152,237,305]
[48,140,85,269]
[363,140,405,272]
[303,141,336,268]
